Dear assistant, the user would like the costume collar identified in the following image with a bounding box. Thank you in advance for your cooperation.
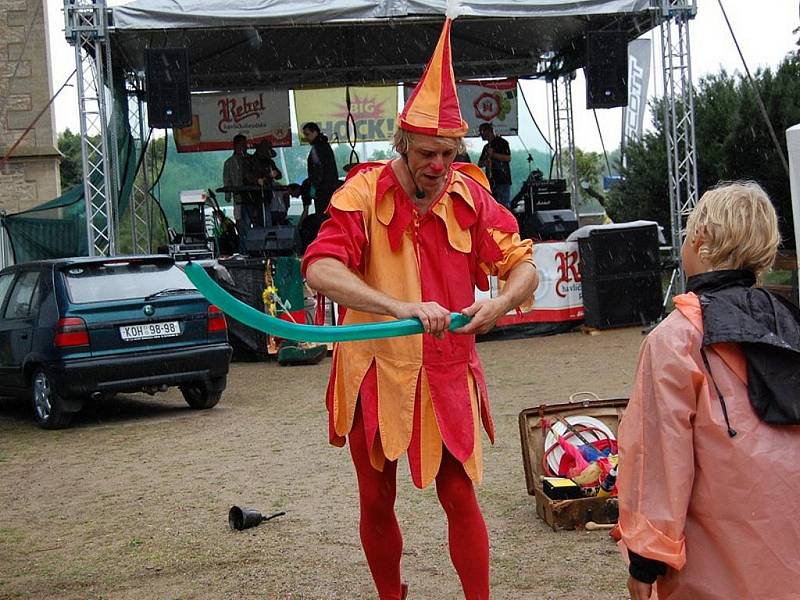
[686,270,756,295]
[375,164,477,252]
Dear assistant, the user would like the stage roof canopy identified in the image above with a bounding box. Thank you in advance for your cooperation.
[110,0,658,89]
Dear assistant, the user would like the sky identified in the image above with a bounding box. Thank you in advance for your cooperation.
[43,0,799,155]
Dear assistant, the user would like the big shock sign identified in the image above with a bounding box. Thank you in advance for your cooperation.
[173,89,292,152]
[293,86,398,143]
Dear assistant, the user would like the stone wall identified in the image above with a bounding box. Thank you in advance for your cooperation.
[0,0,62,214]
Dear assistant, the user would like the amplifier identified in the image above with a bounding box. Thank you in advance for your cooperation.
[529,178,567,193]
[242,225,298,256]
[169,243,213,262]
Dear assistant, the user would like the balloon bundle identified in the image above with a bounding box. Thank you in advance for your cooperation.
[184,261,471,343]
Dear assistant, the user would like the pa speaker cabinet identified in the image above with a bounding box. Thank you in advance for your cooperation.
[581,272,662,329]
[145,47,192,128]
[578,224,660,279]
[585,31,628,109]
[579,224,662,328]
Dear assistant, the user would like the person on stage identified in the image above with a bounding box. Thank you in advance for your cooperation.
[477,122,512,208]
[248,139,285,225]
[222,134,256,250]
[301,14,538,600]
[302,121,340,212]
[617,182,800,600]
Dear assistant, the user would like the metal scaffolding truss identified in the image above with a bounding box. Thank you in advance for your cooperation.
[660,0,698,292]
[127,83,152,255]
[65,0,117,257]
[550,74,580,213]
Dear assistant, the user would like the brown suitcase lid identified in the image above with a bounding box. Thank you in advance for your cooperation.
[518,393,628,496]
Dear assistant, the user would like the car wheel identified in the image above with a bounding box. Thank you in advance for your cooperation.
[180,383,222,410]
[31,369,73,430]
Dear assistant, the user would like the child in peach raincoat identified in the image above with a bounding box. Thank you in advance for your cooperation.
[618,182,800,599]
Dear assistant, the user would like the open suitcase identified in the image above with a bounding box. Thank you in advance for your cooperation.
[518,393,628,530]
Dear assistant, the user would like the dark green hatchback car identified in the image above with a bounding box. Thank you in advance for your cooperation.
[0,256,232,429]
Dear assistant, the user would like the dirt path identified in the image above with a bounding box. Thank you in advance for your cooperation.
[0,327,644,599]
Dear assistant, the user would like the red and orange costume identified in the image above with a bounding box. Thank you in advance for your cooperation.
[302,15,533,600]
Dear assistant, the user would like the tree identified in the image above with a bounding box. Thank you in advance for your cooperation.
[605,127,670,227]
[606,52,800,246]
[574,148,605,190]
[57,129,83,190]
[723,55,800,246]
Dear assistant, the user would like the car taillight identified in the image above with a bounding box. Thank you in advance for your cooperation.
[207,305,227,333]
[54,317,89,348]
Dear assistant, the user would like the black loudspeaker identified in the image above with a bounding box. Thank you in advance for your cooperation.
[579,224,662,328]
[585,31,628,109]
[145,48,192,128]
[517,209,578,242]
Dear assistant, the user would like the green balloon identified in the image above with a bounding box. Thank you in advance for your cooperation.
[184,262,471,343]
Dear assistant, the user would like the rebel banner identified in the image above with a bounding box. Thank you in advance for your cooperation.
[476,241,584,324]
[621,39,652,151]
[293,86,398,143]
[173,89,292,153]
[404,79,519,137]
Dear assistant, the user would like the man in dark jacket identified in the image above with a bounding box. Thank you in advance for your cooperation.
[477,122,513,208]
[302,122,340,212]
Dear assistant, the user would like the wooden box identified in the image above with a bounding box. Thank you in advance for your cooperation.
[518,394,628,530]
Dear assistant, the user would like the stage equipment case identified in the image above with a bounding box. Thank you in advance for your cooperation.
[518,394,628,530]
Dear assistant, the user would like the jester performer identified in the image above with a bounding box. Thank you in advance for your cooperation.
[301,14,539,600]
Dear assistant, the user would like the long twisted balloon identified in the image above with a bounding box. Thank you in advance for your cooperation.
[183,262,470,343]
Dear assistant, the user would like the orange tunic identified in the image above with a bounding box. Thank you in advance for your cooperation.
[302,162,533,488]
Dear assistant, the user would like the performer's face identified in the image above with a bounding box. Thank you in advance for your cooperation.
[406,134,458,194]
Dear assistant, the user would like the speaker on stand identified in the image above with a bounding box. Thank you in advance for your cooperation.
[585,31,628,109]
[578,224,663,329]
[145,47,192,128]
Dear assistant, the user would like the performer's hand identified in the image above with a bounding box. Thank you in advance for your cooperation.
[393,301,451,336]
[454,298,508,335]
[627,577,654,600]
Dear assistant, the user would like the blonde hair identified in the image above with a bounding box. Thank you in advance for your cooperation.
[392,128,466,156]
[685,181,781,279]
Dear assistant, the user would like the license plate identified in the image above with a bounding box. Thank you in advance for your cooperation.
[120,321,181,341]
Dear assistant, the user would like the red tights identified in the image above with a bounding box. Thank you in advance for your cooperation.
[348,405,490,600]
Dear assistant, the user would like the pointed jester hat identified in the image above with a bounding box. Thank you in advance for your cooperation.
[398,3,468,138]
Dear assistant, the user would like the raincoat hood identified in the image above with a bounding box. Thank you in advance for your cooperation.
[686,269,800,425]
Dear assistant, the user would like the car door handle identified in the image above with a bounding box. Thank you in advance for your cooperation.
[20,334,29,340]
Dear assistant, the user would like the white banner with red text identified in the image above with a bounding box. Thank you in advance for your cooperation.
[476,241,583,324]
[173,89,292,153]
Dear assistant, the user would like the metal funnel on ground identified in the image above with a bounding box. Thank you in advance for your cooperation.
[228,505,286,531]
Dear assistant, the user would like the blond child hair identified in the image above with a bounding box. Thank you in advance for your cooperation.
[685,181,781,280]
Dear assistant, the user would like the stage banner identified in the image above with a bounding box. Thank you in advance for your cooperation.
[621,39,652,151]
[477,241,583,324]
[293,86,398,143]
[403,79,518,137]
[173,89,292,153]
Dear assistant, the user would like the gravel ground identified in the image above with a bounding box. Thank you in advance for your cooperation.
[0,327,644,600]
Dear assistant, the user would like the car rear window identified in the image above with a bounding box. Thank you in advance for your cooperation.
[63,262,197,304]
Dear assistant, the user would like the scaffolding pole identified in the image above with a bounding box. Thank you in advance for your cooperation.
[660,0,698,293]
[127,83,152,254]
[550,74,580,214]
[65,0,117,257]
[0,211,12,269]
